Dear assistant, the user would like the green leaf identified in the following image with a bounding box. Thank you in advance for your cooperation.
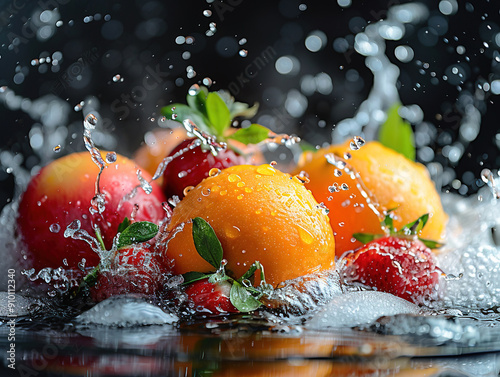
[381,213,394,233]
[94,227,106,251]
[192,217,224,269]
[229,281,262,312]
[228,124,270,145]
[117,217,131,233]
[378,104,416,161]
[206,92,231,136]
[401,213,429,235]
[418,238,443,249]
[300,141,318,153]
[182,271,210,285]
[229,101,259,119]
[117,221,159,249]
[186,86,209,116]
[161,103,210,133]
[353,233,378,245]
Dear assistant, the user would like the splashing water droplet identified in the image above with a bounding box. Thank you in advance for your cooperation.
[202,77,213,87]
[328,183,340,193]
[203,9,212,17]
[354,136,365,147]
[481,168,500,199]
[105,152,117,164]
[137,169,153,195]
[239,49,248,57]
[64,220,81,238]
[350,141,360,151]
[112,74,121,82]
[84,113,98,130]
[49,223,61,233]
[188,84,200,96]
[53,145,62,153]
[239,38,247,45]
[341,183,349,190]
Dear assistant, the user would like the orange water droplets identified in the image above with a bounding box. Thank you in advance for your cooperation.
[209,168,221,177]
[256,164,276,176]
[297,225,314,245]
[225,225,241,239]
[183,186,195,196]
[228,173,242,183]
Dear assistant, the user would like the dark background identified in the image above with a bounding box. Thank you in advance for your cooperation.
[0,0,499,210]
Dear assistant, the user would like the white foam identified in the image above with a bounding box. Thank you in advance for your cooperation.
[75,296,178,327]
[306,291,420,329]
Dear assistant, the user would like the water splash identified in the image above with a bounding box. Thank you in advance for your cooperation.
[332,3,429,142]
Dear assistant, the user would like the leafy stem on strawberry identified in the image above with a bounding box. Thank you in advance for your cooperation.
[353,211,443,249]
[161,86,271,148]
[74,218,159,296]
[182,217,272,313]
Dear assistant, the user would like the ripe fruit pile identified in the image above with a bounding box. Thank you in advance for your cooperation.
[15,87,448,314]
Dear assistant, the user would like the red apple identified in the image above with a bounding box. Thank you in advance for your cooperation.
[16,152,167,275]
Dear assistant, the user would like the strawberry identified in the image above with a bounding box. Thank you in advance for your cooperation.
[341,236,439,303]
[340,213,442,304]
[72,218,166,302]
[184,279,238,315]
[162,137,246,200]
[160,86,270,200]
[90,244,165,302]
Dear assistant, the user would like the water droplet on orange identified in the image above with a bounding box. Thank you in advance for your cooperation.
[297,225,314,245]
[225,225,241,239]
[256,164,276,176]
[209,168,221,177]
[228,173,242,183]
[183,186,195,196]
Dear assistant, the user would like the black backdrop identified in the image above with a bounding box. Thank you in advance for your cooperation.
[0,0,499,209]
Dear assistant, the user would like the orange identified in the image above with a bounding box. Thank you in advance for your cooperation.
[295,141,448,256]
[164,164,335,287]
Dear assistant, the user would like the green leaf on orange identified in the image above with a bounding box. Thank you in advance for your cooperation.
[206,92,231,136]
[192,217,223,269]
[117,221,159,249]
[378,104,416,161]
[228,124,270,145]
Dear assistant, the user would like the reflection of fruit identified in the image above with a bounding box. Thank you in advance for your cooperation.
[162,138,248,200]
[17,152,166,273]
[184,279,238,315]
[341,236,440,304]
[90,245,165,302]
[133,127,187,178]
[164,164,335,287]
[295,141,447,256]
